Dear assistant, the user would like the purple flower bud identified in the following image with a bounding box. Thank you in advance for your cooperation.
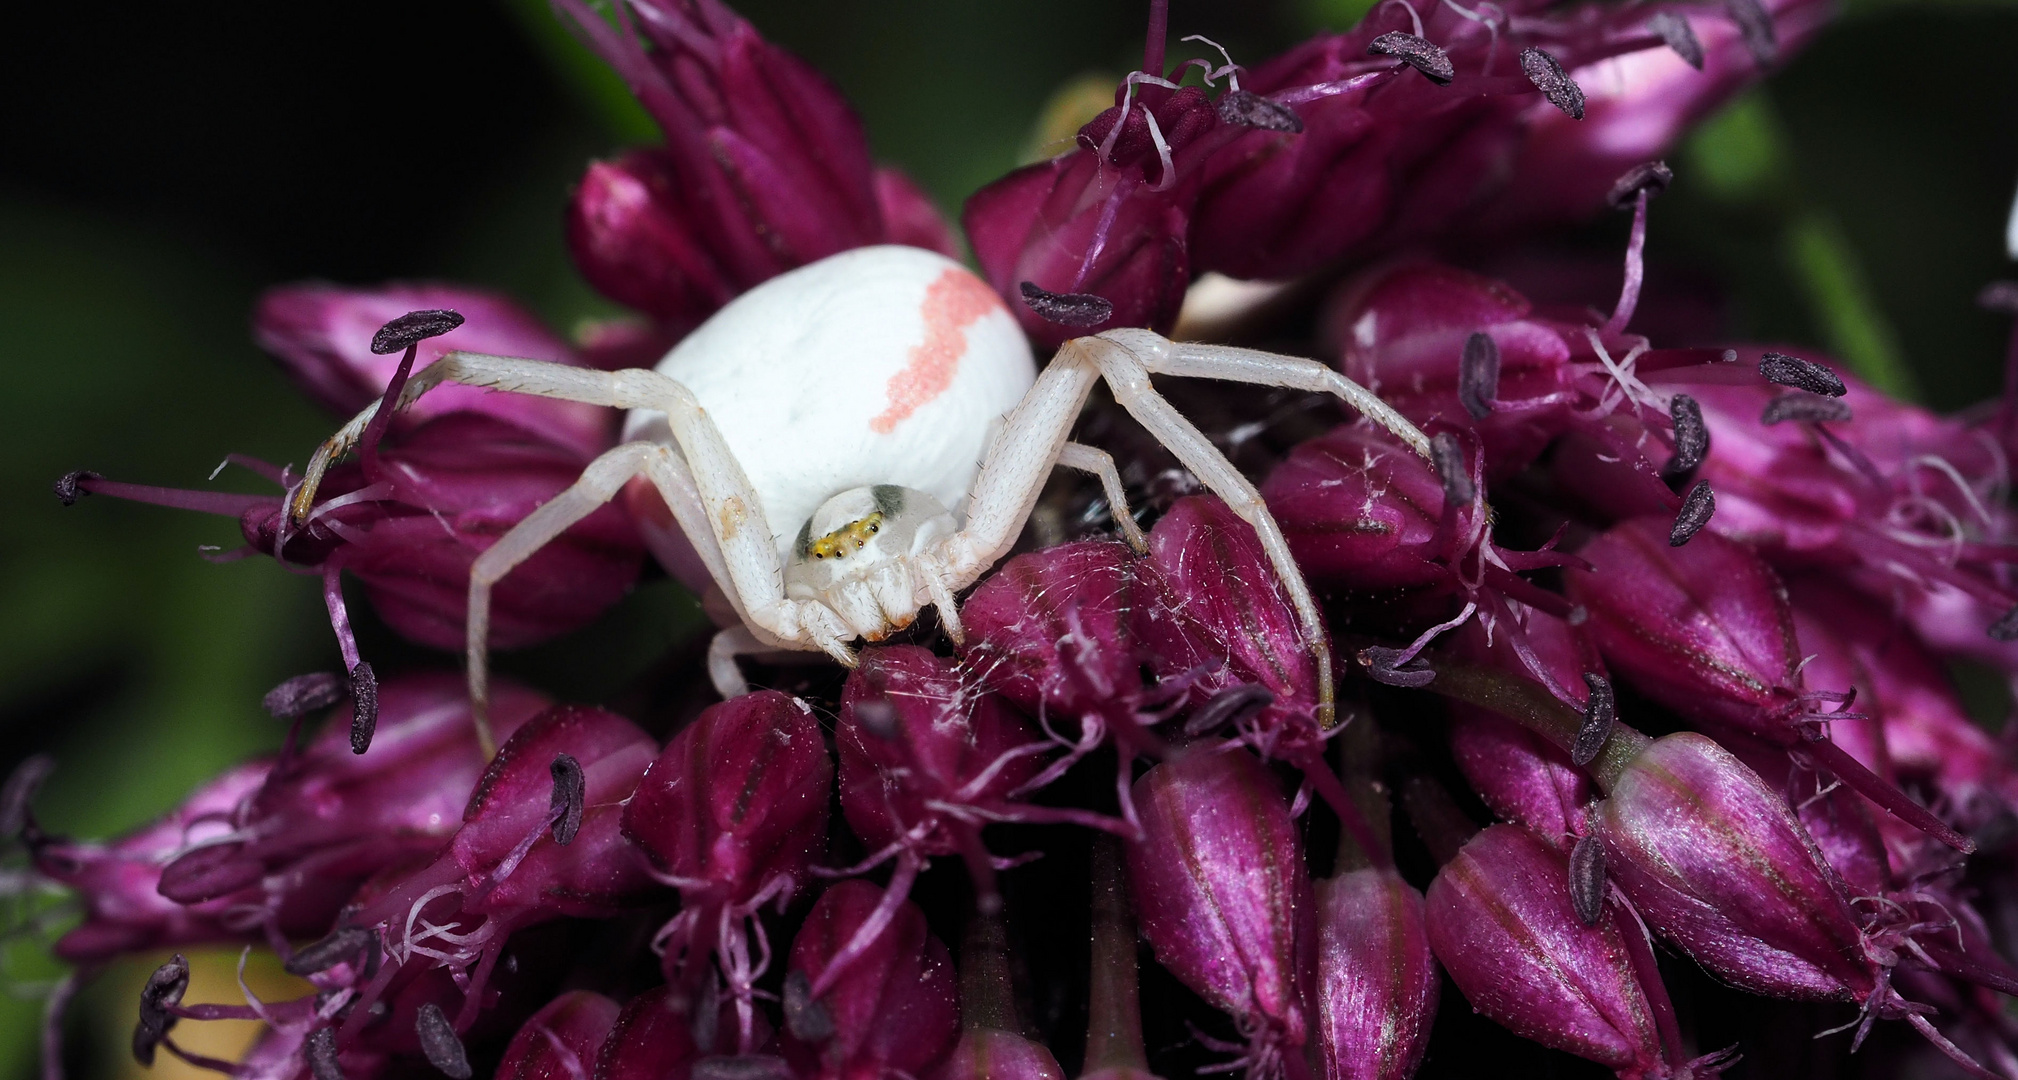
[1424,824,1688,1079]
[76,411,646,666]
[1465,0,1830,234]
[254,283,612,461]
[625,690,832,910]
[248,412,646,652]
[319,704,656,1046]
[835,645,1104,935]
[875,167,962,261]
[966,61,1239,346]
[931,1030,1066,1080]
[1186,0,1824,284]
[783,879,961,1080]
[1592,732,1881,1004]
[590,986,709,1080]
[1138,495,1321,737]
[962,540,1183,746]
[1569,517,1971,851]
[497,991,622,1080]
[1315,867,1438,1080]
[1791,579,2018,829]
[152,672,552,904]
[556,0,908,328]
[624,689,831,1048]
[1127,749,1313,1073]
[1448,710,1594,849]
[1264,425,1482,592]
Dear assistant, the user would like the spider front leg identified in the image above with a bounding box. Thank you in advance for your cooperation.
[464,439,724,755]
[1082,333,1391,728]
[1096,327,1433,459]
[290,352,667,521]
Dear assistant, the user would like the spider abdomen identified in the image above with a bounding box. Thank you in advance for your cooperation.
[623,245,1036,560]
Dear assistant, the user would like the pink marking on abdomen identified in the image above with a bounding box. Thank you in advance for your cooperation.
[870,268,1004,434]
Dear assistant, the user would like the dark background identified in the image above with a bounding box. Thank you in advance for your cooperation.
[3,0,2017,1076]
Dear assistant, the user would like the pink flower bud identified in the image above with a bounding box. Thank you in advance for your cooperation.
[590,986,708,1080]
[253,283,612,461]
[1127,748,1313,1074]
[152,671,551,903]
[1326,263,1578,476]
[1315,867,1438,1080]
[1425,824,1687,1080]
[1139,495,1320,728]
[1791,579,2018,829]
[1570,517,1973,852]
[245,412,647,653]
[966,79,1229,346]
[33,760,276,963]
[497,991,622,1080]
[624,690,833,912]
[931,1029,1066,1080]
[784,879,961,1080]
[556,0,913,328]
[623,689,831,1050]
[1593,732,1876,1003]
[834,645,1106,941]
[1263,425,1482,592]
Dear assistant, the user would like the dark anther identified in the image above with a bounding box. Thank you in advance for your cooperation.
[415,1002,473,1080]
[1647,12,1704,69]
[1725,0,1777,66]
[368,309,464,356]
[783,970,835,1043]
[1019,282,1114,328]
[132,954,190,1066]
[0,754,54,840]
[1989,604,2018,642]
[1761,392,1852,425]
[53,470,101,506]
[1665,394,1709,478]
[1758,352,1846,397]
[1573,674,1616,767]
[692,1057,796,1080]
[1431,433,1475,507]
[306,1029,346,1080]
[1458,332,1500,420]
[1519,48,1585,120]
[1606,161,1673,210]
[263,672,347,721]
[1977,281,2018,314]
[1367,32,1455,84]
[348,662,379,755]
[1216,89,1303,132]
[1184,684,1276,737]
[549,753,586,846]
[1670,480,1716,547]
[1569,835,1608,926]
[1360,647,1436,689]
[285,926,375,977]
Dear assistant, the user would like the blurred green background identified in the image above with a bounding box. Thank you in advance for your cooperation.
[2,0,2016,1076]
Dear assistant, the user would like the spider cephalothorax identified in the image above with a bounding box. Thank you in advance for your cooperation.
[288,245,1430,748]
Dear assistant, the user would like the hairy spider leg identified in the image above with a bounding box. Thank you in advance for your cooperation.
[290,351,857,740]
[1057,441,1151,554]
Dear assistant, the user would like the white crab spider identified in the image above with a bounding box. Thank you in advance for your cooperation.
[289,246,1430,751]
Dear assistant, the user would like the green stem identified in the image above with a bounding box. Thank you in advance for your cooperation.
[1333,708,1391,872]
[960,905,1018,1034]
[1400,776,1477,866]
[1413,656,1649,793]
[1085,835,1149,1072]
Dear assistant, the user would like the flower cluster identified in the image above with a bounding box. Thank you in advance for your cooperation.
[27,1,2018,1079]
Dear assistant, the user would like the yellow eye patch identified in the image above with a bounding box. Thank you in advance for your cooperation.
[808,512,884,560]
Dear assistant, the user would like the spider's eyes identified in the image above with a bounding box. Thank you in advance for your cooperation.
[806,511,886,563]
